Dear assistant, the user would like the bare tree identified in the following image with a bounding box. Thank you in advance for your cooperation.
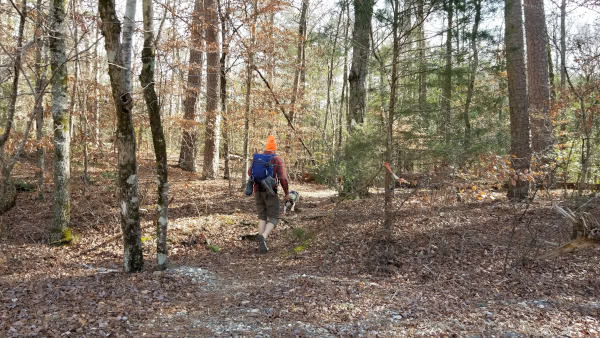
[287,0,308,153]
[560,0,566,88]
[240,0,257,189]
[98,0,143,272]
[417,0,427,114]
[384,0,400,232]
[179,0,205,172]
[323,2,343,146]
[441,0,453,146]
[49,0,71,242]
[348,0,374,129]
[203,0,221,179]
[140,0,169,270]
[462,0,481,150]
[34,0,47,201]
[505,0,531,200]
[122,0,137,93]
[218,0,232,182]
[524,0,554,157]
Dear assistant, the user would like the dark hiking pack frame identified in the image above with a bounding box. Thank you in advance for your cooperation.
[244,153,277,196]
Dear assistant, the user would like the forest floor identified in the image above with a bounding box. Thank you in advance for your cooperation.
[2,155,600,336]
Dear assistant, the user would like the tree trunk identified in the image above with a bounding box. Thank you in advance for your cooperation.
[99,0,143,272]
[559,0,566,88]
[338,0,350,151]
[93,26,100,148]
[34,0,46,201]
[241,2,256,189]
[140,0,169,270]
[241,56,252,189]
[384,0,399,232]
[524,0,553,157]
[0,0,27,213]
[441,0,453,146]
[49,0,71,241]
[202,0,221,179]
[505,0,531,201]
[462,0,480,151]
[122,0,137,93]
[348,0,374,129]
[287,0,308,154]
[218,0,231,183]
[220,50,230,181]
[323,3,343,145]
[178,0,205,172]
[417,0,427,115]
[548,39,556,103]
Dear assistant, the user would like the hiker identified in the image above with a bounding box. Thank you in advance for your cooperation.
[246,135,289,253]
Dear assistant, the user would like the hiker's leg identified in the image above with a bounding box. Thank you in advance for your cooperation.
[255,191,267,234]
[263,222,275,238]
[258,219,266,235]
[263,193,280,239]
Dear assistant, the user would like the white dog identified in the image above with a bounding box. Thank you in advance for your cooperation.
[283,190,299,214]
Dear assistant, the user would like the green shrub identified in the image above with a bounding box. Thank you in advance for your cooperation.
[314,123,384,198]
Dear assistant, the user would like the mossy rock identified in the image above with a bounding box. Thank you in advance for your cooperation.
[0,179,16,214]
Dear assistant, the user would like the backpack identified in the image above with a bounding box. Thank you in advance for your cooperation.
[250,153,276,180]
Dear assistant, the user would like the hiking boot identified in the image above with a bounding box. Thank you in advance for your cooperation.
[257,234,269,253]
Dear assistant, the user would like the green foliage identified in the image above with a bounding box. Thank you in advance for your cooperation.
[15,179,35,192]
[314,123,384,198]
[101,171,118,181]
[290,227,312,254]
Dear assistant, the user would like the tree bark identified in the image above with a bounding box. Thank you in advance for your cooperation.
[240,2,256,189]
[287,0,308,154]
[348,0,374,129]
[441,0,453,146]
[93,26,100,148]
[178,0,205,172]
[417,0,427,115]
[0,0,28,213]
[49,0,72,241]
[505,0,531,200]
[462,0,481,151]
[122,0,137,93]
[559,0,566,88]
[99,0,143,272]
[524,0,553,157]
[384,0,399,232]
[202,0,221,179]
[241,56,252,189]
[34,0,47,201]
[338,0,350,151]
[323,3,343,145]
[140,0,169,270]
[218,0,231,182]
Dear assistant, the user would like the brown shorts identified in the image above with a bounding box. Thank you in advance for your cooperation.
[255,190,280,225]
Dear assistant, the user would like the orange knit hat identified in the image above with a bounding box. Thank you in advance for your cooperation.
[265,135,277,152]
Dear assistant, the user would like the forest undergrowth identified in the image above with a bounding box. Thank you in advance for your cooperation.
[1,155,600,336]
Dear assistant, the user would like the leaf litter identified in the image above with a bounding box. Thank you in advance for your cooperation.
[1,158,600,336]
